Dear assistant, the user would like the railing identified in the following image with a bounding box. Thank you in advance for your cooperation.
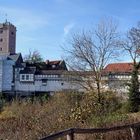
[40,122,140,140]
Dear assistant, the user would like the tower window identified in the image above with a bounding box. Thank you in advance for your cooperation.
[0,38,3,42]
[0,30,3,34]
[11,32,14,35]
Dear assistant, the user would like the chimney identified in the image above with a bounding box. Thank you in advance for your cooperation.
[46,60,49,64]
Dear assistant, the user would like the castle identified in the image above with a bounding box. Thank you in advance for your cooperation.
[0,21,135,96]
[0,21,83,95]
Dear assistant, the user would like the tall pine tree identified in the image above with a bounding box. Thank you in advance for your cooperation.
[122,22,140,112]
[128,61,140,112]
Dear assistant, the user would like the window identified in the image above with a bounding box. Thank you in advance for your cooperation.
[0,38,3,42]
[0,30,3,34]
[42,79,47,83]
[42,79,47,85]
[26,75,29,80]
[61,82,64,86]
[22,75,25,80]
[11,32,14,35]
[20,74,34,82]
[0,48,2,51]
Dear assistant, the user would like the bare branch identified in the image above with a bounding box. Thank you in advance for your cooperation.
[63,19,121,97]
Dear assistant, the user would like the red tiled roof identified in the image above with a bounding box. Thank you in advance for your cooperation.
[49,60,61,65]
[46,60,61,65]
[104,63,133,73]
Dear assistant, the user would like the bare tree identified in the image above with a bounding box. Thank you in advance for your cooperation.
[123,22,140,62]
[122,22,140,112]
[24,50,43,63]
[64,19,121,103]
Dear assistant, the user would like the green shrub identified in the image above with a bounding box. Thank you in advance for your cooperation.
[0,92,5,113]
[0,91,134,140]
[69,91,122,124]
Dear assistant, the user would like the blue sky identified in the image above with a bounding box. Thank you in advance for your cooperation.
[0,0,140,61]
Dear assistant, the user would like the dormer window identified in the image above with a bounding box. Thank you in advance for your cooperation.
[26,75,29,80]
[20,74,34,82]
[22,75,25,80]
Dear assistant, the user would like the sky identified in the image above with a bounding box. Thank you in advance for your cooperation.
[0,0,140,61]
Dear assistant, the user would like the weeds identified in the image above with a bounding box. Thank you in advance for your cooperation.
[0,91,139,140]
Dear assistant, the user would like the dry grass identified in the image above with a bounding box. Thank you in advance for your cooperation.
[0,92,140,140]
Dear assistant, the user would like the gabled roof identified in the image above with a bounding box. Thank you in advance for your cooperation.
[35,70,66,75]
[104,63,133,73]
[7,53,23,67]
[47,60,61,65]
[7,53,22,62]
[20,67,36,74]
[45,60,67,70]
[26,60,67,71]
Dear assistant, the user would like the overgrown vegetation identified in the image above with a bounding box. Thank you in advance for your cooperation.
[128,62,140,112]
[122,22,140,112]
[0,91,139,140]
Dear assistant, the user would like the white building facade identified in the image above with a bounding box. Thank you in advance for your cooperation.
[0,21,137,96]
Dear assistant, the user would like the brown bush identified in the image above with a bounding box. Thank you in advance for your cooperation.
[0,91,139,140]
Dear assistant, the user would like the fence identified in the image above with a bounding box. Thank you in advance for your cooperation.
[40,122,140,140]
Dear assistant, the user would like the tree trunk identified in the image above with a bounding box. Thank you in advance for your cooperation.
[97,81,101,103]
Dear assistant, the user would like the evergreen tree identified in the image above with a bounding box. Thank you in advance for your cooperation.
[128,61,140,112]
[122,22,140,112]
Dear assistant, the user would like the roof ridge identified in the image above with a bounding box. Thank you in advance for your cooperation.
[107,62,133,65]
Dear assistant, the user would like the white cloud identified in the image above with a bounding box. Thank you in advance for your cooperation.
[0,6,48,31]
[64,22,75,35]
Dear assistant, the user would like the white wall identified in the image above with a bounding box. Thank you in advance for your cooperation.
[0,58,15,92]
[15,78,83,93]
[0,61,3,92]
[2,59,15,91]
